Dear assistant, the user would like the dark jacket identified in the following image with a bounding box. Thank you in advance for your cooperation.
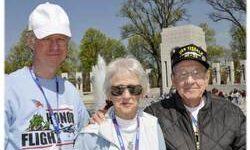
[144,92,246,150]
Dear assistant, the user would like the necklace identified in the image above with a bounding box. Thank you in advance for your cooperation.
[127,141,133,150]
[121,131,135,150]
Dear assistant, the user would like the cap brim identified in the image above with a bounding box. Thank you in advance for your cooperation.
[33,25,71,39]
[172,58,209,69]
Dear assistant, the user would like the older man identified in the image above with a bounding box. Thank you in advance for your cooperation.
[144,44,246,150]
[5,2,89,149]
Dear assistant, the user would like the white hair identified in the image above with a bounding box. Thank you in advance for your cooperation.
[104,57,149,97]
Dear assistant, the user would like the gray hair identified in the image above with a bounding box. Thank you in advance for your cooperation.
[25,31,36,51]
[104,57,149,97]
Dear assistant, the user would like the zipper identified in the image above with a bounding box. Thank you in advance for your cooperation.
[185,110,200,150]
[194,129,200,150]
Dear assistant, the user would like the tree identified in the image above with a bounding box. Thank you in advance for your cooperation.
[5,29,32,74]
[199,23,216,46]
[205,0,246,59]
[230,25,246,59]
[207,45,225,62]
[79,28,127,91]
[120,0,191,89]
[127,35,151,67]
[79,28,127,73]
[127,35,158,86]
[60,41,80,73]
[199,23,225,62]
[206,0,246,34]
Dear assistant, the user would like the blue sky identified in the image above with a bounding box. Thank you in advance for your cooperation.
[5,0,232,57]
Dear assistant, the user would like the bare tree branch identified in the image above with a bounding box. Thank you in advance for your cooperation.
[206,0,246,33]
[120,0,191,87]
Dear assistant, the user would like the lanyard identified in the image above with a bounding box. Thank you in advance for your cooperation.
[29,67,61,140]
[111,112,140,150]
[190,113,198,129]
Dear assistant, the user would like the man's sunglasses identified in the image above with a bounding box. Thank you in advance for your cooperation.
[110,85,143,96]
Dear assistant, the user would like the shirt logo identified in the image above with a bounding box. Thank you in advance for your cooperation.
[21,107,75,149]
[31,99,44,108]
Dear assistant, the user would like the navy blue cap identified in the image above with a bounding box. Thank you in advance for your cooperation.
[171,44,209,69]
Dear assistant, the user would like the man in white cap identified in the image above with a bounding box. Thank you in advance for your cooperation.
[5,2,89,149]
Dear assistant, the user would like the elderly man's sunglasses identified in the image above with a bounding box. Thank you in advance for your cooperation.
[110,85,143,96]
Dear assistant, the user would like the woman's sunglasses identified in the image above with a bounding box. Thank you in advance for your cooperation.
[110,85,143,96]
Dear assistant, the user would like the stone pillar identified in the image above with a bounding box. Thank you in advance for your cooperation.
[61,72,68,80]
[240,60,246,84]
[160,25,206,93]
[226,61,234,84]
[75,72,83,92]
[160,43,171,93]
[211,63,221,85]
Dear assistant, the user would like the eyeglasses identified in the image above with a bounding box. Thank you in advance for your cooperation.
[110,85,143,96]
[173,68,207,80]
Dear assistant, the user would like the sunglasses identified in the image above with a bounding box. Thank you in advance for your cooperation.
[110,85,143,96]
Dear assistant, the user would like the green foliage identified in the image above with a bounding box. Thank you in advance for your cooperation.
[199,23,216,46]
[5,29,32,74]
[230,25,246,59]
[79,28,127,91]
[128,35,151,67]
[207,45,225,62]
[127,35,159,86]
[5,29,81,75]
[120,0,191,88]
[79,28,127,73]
[199,23,228,62]
[59,41,80,73]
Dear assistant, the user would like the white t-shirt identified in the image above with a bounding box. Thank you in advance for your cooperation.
[184,97,205,131]
[115,115,138,150]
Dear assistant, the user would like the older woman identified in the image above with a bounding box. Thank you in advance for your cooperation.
[74,57,166,150]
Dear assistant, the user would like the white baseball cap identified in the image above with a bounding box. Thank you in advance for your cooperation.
[28,2,71,39]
